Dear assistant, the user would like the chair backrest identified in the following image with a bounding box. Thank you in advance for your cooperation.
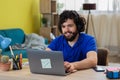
[97,48,109,66]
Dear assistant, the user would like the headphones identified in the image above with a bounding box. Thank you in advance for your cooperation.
[72,11,85,32]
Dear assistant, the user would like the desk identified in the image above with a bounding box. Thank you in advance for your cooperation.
[0,63,120,80]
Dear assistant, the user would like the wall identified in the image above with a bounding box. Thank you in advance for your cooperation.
[0,0,40,34]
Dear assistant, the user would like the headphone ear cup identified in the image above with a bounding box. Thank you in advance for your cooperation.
[78,24,81,32]
[77,17,85,32]
[78,24,85,32]
[73,12,82,32]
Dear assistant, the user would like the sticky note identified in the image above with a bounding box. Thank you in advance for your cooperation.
[40,59,52,69]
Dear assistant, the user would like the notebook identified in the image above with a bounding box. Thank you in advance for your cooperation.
[27,49,68,76]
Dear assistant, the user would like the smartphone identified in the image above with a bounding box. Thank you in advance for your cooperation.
[93,66,105,72]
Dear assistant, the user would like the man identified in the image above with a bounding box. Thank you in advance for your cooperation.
[46,10,97,73]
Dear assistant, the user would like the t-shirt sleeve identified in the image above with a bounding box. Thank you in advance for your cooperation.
[47,38,58,50]
[84,37,97,54]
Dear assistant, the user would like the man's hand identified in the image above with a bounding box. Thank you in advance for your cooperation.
[64,61,77,73]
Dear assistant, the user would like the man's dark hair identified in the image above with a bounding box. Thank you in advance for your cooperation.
[58,10,86,33]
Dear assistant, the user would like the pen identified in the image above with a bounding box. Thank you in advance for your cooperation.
[12,56,19,70]
[19,53,22,69]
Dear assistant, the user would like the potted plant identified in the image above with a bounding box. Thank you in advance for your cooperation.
[41,17,48,27]
[0,55,11,71]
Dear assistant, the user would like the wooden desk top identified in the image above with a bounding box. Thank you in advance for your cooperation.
[0,63,120,80]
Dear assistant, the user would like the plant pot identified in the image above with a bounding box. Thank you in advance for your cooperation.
[42,23,47,27]
[0,61,11,71]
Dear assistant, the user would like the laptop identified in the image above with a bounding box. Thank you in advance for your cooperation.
[27,49,68,76]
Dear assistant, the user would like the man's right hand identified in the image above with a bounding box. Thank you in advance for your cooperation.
[64,61,77,73]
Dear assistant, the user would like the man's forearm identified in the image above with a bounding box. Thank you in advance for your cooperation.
[72,57,97,70]
[72,51,97,70]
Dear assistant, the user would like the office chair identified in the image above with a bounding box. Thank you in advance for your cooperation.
[97,48,110,66]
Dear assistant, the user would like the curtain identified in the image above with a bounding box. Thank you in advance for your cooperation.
[86,13,120,56]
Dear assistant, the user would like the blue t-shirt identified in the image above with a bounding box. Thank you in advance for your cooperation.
[48,33,97,62]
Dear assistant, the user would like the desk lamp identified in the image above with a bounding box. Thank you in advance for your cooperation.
[0,35,11,49]
[83,3,96,34]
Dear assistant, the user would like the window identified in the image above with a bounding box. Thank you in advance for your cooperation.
[57,0,120,13]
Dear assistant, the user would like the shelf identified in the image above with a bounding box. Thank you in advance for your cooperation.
[39,27,51,42]
[40,0,51,13]
[40,0,57,26]
[51,0,56,13]
[52,14,58,26]
[40,0,59,40]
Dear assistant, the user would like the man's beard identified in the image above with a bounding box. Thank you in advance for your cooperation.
[63,31,78,42]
